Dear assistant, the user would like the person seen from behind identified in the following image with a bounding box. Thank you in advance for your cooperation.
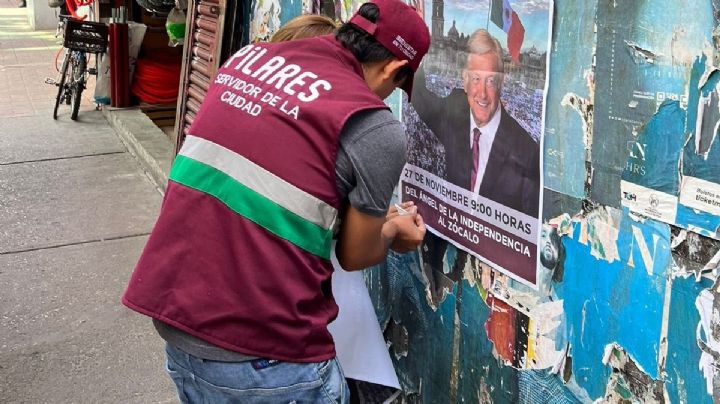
[121,1,430,403]
[273,13,406,404]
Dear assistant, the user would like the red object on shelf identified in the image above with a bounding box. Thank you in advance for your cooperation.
[131,52,183,104]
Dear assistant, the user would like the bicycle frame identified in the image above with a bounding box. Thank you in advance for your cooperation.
[51,48,82,120]
[47,11,104,120]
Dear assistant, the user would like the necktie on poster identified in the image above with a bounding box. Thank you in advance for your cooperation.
[471,128,481,191]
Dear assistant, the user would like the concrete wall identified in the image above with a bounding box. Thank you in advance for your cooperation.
[27,0,58,30]
[249,0,720,402]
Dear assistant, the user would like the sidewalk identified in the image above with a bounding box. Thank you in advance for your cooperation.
[0,7,60,117]
[0,5,176,403]
[0,0,24,12]
[0,2,174,186]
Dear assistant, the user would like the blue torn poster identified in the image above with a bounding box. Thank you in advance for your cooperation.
[593,0,714,208]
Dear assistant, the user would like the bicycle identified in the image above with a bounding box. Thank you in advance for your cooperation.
[46,16,108,120]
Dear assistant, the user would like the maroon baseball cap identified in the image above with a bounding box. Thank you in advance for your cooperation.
[349,0,430,100]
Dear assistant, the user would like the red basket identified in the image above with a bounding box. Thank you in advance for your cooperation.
[63,20,108,53]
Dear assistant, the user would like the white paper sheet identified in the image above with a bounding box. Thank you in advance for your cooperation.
[328,248,400,389]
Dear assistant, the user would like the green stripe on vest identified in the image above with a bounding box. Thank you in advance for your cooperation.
[170,155,332,260]
[179,135,338,232]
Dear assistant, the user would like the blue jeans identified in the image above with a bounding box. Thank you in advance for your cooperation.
[164,343,349,403]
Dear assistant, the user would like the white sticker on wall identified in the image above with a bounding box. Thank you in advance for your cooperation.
[679,176,720,216]
[620,180,678,223]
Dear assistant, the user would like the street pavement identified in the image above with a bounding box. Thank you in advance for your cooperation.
[0,4,177,403]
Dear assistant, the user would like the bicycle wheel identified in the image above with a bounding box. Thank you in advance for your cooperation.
[70,53,86,121]
[53,49,71,120]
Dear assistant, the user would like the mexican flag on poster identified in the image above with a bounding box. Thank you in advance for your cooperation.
[490,0,525,63]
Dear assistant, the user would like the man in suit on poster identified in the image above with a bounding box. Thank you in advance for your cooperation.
[410,28,540,303]
[412,28,540,217]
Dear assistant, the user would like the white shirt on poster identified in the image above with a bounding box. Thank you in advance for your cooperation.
[469,105,501,194]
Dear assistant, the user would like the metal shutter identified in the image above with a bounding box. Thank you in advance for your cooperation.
[173,0,248,154]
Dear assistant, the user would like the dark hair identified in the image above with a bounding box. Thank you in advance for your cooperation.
[336,3,413,84]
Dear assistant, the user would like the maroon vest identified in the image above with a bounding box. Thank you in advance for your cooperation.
[122,35,388,362]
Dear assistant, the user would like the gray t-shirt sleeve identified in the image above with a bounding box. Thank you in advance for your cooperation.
[335,108,407,217]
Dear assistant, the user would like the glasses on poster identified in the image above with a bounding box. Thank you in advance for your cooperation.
[464,71,504,90]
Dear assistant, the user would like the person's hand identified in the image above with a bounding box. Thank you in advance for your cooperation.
[383,204,426,253]
[389,212,426,253]
[386,201,415,220]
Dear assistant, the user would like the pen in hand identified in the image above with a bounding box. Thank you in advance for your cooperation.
[394,203,411,216]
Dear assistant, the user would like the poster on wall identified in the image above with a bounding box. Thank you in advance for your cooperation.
[400,0,552,287]
[595,1,720,238]
[249,0,370,43]
[599,0,712,221]
[676,59,720,239]
[594,0,702,211]
[249,0,315,42]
